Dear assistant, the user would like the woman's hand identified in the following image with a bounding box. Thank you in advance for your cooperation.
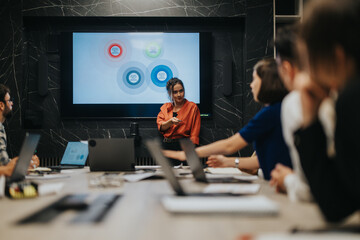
[162,150,186,161]
[269,163,293,193]
[160,117,182,131]
[298,73,329,128]
[169,117,181,125]
[206,155,233,168]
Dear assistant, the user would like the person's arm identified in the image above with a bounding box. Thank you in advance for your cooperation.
[196,133,247,157]
[156,108,181,132]
[163,133,248,161]
[160,118,181,132]
[0,157,17,176]
[189,106,201,145]
[206,155,259,170]
[0,132,10,166]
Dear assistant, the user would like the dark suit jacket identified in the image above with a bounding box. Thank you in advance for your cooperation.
[295,76,360,222]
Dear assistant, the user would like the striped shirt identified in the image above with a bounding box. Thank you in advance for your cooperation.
[0,122,9,166]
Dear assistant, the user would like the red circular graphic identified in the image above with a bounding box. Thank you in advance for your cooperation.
[108,43,123,58]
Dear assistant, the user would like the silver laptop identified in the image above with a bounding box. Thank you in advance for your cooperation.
[49,142,88,170]
[7,133,41,183]
[145,138,240,197]
[88,138,135,172]
[179,138,252,183]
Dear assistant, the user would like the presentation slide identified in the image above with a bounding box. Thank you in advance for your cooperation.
[73,32,200,104]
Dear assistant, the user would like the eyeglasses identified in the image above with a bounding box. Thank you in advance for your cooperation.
[2,98,13,103]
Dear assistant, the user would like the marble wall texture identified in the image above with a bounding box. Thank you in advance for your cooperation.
[0,0,273,164]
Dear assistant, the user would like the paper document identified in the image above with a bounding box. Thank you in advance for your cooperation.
[162,195,279,214]
[233,175,259,181]
[123,172,156,182]
[206,167,242,175]
[203,184,260,195]
[37,182,64,196]
[26,174,70,180]
[135,165,161,170]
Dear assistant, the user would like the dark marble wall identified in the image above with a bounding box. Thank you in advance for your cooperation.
[0,0,273,164]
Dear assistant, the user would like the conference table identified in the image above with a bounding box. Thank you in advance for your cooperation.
[0,167,358,240]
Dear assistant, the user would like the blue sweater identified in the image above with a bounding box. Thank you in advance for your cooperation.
[239,102,292,180]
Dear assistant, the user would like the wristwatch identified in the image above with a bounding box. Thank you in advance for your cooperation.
[234,158,239,168]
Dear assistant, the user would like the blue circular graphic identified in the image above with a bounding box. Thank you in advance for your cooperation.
[122,67,145,89]
[151,65,173,87]
[126,71,141,85]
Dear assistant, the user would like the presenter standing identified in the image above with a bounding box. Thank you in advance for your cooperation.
[157,78,201,166]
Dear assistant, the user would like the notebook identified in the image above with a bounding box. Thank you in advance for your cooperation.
[49,142,88,170]
[88,138,135,172]
[145,138,240,197]
[7,133,41,183]
[179,138,256,183]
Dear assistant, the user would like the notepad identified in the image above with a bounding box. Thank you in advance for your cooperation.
[161,195,279,215]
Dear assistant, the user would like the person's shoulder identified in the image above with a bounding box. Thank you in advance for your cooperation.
[160,102,172,111]
[184,99,198,109]
[254,102,281,121]
[283,91,301,104]
[261,102,281,113]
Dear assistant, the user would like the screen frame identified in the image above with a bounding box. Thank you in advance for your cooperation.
[60,31,212,119]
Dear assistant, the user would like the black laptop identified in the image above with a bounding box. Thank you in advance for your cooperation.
[179,138,251,183]
[145,138,240,196]
[88,138,135,172]
[49,142,88,170]
[7,133,40,183]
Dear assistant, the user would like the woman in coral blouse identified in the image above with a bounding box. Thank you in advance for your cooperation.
[157,78,201,165]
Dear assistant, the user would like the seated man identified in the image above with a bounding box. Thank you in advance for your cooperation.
[0,84,39,173]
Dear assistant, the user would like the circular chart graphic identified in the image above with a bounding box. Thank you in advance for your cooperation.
[101,39,129,67]
[151,65,173,87]
[117,62,149,95]
[144,42,162,58]
[126,71,141,85]
[108,43,123,58]
[148,60,179,92]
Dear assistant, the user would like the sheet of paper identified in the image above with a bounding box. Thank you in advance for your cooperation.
[123,172,156,182]
[233,175,259,181]
[203,183,260,194]
[206,167,242,175]
[161,195,279,214]
[26,174,70,180]
[37,182,64,196]
[135,165,161,170]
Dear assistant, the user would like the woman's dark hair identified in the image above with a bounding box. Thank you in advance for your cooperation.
[166,77,185,99]
[254,58,288,104]
[301,0,360,70]
[0,84,10,103]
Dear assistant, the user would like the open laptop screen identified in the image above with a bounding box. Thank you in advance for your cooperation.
[61,142,88,166]
[9,133,40,183]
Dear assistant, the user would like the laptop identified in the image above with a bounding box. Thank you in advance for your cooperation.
[145,138,240,197]
[88,138,135,172]
[7,133,41,183]
[49,142,88,170]
[179,138,253,183]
